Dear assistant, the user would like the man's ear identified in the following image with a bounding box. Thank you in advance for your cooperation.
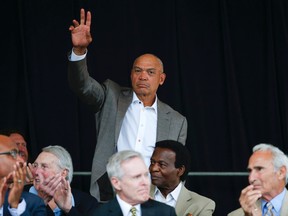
[62,169,69,178]
[111,176,121,191]
[177,165,185,177]
[278,166,287,180]
[159,73,166,86]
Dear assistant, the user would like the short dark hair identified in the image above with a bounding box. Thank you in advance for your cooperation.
[155,140,191,181]
[0,129,25,137]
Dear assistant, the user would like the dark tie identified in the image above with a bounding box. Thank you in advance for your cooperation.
[264,202,274,216]
[130,206,137,216]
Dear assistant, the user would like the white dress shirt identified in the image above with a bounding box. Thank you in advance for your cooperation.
[117,93,157,167]
[154,181,183,207]
[0,198,26,216]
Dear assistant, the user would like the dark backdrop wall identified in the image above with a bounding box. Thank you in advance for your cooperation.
[1,0,288,215]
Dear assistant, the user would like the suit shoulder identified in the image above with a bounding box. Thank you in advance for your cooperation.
[188,190,215,204]
[227,208,244,216]
[21,191,43,201]
[144,199,175,211]
[158,100,186,119]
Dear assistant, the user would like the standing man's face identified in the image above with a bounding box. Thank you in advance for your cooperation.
[9,133,28,162]
[130,54,166,104]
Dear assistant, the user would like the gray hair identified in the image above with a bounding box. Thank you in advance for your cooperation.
[253,143,288,184]
[42,145,73,183]
[106,150,144,180]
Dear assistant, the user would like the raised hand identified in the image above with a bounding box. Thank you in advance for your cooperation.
[239,185,262,215]
[53,177,72,213]
[0,177,9,208]
[8,162,26,208]
[36,173,62,205]
[69,8,93,55]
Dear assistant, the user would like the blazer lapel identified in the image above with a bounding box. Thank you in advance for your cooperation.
[115,89,133,143]
[175,185,192,216]
[156,100,170,141]
[108,198,124,216]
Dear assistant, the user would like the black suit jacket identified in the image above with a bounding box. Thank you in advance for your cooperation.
[46,188,99,216]
[91,197,176,216]
[3,191,46,216]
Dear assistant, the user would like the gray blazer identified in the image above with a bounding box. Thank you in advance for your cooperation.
[68,58,188,200]
[150,184,215,216]
[228,188,288,216]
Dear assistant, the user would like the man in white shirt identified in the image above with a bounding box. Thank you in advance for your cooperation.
[228,143,288,216]
[150,140,215,216]
[91,150,176,216]
[68,8,187,201]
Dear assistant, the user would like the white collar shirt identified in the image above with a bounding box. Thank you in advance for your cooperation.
[117,92,158,167]
[153,181,183,207]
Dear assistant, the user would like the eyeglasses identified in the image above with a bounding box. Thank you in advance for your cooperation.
[0,149,20,159]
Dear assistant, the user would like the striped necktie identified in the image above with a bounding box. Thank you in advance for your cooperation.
[130,206,137,216]
[264,202,274,216]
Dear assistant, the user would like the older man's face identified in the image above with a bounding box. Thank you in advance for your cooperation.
[113,157,150,206]
[32,152,63,188]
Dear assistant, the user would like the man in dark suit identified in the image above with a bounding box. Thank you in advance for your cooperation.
[92,150,176,215]
[68,8,188,202]
[28,145,99,216]
[149,140,215,216]
[0,135,46,216]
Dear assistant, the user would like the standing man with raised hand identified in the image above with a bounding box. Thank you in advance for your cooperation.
[228,143,288,216]
[68,8,188,202]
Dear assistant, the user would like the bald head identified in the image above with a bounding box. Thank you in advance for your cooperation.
[133,54,164,73]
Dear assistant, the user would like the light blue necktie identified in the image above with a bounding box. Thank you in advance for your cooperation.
[264,202,274,216]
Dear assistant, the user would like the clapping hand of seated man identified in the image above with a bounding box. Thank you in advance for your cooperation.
[35,173,62,205]
[7,162,26,208]
[239,185,262,216]
[53,176,72,213]
[0,176,9,208]
[25,164,34,185]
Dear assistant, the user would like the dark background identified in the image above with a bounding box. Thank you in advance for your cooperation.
[1,0,288,215]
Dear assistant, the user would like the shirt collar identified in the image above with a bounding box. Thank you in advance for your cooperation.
[116,194,141,216]
[132,92,158,113]
[154,181,183,201]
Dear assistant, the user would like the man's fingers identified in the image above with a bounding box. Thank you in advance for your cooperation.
[86,11,92,27]
[80,8,85,25]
